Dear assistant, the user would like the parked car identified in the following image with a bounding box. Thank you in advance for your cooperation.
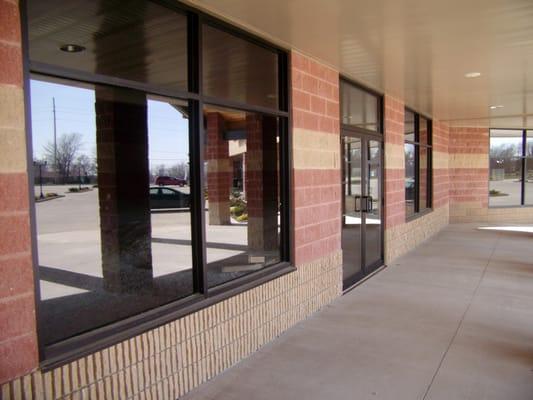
[155,176,186,186]
[149,187,190,209]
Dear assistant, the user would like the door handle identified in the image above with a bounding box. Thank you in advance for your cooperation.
[354,195,373,213]
[355,195,372,213]
[354,195,363,212]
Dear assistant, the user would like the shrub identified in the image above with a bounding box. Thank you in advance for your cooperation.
[230,194,247,219]
[235,213,248,222]
[489,189,508,197]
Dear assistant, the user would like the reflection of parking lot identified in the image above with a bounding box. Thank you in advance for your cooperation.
[35,185,247,300]
[490,179,533,206]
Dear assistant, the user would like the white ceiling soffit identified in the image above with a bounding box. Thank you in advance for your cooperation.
[184,0,533,128]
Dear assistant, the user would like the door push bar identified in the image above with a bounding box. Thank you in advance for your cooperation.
[354,195,374,213]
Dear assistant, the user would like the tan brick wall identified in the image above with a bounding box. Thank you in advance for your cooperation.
[385,205,449,262]
[0,251,342,399]
[451,202,533,224]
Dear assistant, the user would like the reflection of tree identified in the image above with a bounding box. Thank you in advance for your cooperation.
[43,133,84,183]
[150,162,189,181]
[75,154,96,181]
[490,143,518,159]
[490,143,520,179]
[404,145,415,174]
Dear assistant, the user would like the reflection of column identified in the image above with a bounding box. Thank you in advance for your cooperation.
[206,113,231,225]
[95,87,152,292]
[245,114,278,259]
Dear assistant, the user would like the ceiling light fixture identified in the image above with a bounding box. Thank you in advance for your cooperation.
[489,105,504,109]
[464,72,481,78]
[60,44,86,53]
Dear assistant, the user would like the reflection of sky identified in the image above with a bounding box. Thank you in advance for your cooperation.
[490,137,524,158]
[30,79,189,167]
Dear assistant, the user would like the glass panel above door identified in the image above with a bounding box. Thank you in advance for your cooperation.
[340,80,381,132]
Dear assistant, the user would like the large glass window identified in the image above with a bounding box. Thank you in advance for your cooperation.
[27,0,289,361]
[489,129,533,206]
[31,77,193,346]
[404,109,432,217]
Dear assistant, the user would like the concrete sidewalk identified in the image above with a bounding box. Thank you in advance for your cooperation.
[182,224,533,400]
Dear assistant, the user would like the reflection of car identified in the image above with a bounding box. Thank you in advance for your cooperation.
[149,187,190,209]
[155,176,186,186]
[405,178,415,200]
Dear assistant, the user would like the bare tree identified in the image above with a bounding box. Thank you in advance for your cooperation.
[43,132,83,183]
[75,154,96,177]
[167,162,189,179]
[150,162,189,182]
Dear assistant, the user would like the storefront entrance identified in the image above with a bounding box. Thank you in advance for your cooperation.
[342,131,384,289]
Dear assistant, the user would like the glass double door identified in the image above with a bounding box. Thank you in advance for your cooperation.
[342,133,383,289]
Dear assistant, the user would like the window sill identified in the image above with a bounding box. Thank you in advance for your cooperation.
[40,262,296,371]
[405,208,433,223]
[488,204,533,209]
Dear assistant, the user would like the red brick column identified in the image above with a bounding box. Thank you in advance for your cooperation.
[0,0,39,383]
[245,114,278,257]
[95,87,153,292]
[383,95,406,229]
[432,121,450,209]
[291,52,341,266]
[449,127,489,221]
[206,112,231,225]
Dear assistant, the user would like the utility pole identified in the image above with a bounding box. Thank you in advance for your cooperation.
[52,97,57,170]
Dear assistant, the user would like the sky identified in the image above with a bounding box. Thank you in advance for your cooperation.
[30,79,190,169]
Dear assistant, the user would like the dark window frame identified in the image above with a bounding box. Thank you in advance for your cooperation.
[22,0,293,369]
[488,128,533,208]
[404,108,433,220]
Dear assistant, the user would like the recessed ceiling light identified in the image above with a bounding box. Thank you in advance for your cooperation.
[464,72,481,78]
[60,44,86,53]
[489,105,504,109]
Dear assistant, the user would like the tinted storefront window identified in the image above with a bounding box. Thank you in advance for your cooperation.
[27,0,289,358]
[404,109,432,217]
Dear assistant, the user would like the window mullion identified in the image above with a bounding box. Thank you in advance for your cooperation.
[279,116,291,261]
[188,12,207,296]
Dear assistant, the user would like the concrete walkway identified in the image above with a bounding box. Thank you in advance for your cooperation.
[183,224,533,400]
